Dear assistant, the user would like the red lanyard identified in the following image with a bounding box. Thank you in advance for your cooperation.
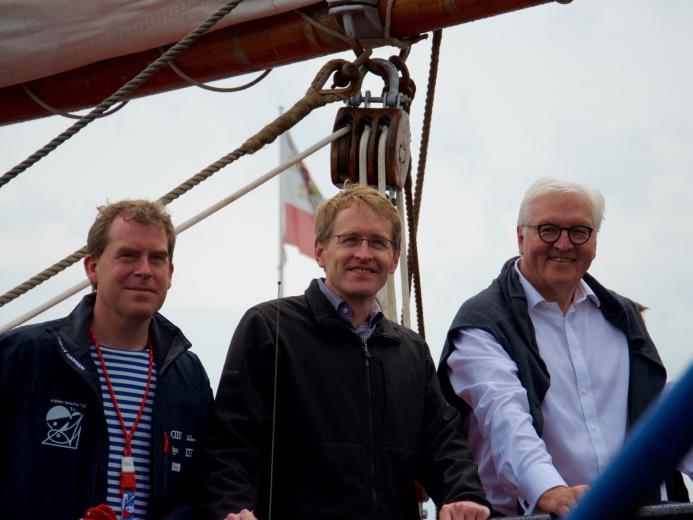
[89,326,154,517]
[89,326,154,456]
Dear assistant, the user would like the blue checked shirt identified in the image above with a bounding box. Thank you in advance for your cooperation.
[317,278,383,343]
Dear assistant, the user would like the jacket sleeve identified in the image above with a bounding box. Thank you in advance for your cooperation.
[198,307,276,518]
[415,337,490,509]
[0,333,13,471]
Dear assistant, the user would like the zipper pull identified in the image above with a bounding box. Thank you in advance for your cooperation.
[362,342,371,368]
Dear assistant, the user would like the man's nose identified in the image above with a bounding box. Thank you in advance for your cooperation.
[554,229,573,249]
[354,239,373,257]
[134,258,154,276]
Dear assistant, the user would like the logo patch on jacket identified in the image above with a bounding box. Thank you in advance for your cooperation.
[42,399,85,449]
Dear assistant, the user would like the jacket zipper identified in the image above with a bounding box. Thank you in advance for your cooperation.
[147,344,189,517]
[362,339,378,518]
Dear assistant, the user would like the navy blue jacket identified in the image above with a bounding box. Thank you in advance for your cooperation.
[0,293,213,519]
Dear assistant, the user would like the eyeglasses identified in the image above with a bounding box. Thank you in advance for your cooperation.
[331,234,394,251]
[523,224,593,245]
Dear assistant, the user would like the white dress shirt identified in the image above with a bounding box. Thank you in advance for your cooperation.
[447,261,630,514]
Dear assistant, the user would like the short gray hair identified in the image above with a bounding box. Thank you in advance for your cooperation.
[517,177,605,232]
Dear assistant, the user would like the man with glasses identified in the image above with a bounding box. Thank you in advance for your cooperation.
[438,177,689,516]
[201,185,490,520]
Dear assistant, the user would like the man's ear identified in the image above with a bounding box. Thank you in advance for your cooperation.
[388,249,400,275]
[517,225,526,255]
[315,239,327,269]
[84,256,98,287]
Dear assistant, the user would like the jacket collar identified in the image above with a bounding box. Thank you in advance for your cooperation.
[304,279,400,343]
[498,257,543,362]
[503,256,662,367]
[48,292,191,371]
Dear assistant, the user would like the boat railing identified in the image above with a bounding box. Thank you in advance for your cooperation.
[502,502,693,520]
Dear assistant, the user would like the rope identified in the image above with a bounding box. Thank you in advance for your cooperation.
[163,49,273,93]
[296,10,355,46]
[406,29,443,338]
[0,0,244,191]
[0,59,362,308]
[296,1,416,57]
[0,247,87,307]
[411,29,442,235]
[0,126,351,332]
[156,59,362,206]
[404,172,425,339]
[21,84,129,120]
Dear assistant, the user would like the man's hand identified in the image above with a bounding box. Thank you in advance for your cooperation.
[224,509,258,520]
[439,500,491,520]
[537,484,589,516]
[82,504,117,520]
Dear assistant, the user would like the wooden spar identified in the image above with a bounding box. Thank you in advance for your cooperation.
[0,0,553,127]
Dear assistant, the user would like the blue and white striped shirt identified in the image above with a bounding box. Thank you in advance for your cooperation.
[91,345,157,520]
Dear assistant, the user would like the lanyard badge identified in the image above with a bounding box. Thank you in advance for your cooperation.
[120,455,137,517]
[90,325,154,520]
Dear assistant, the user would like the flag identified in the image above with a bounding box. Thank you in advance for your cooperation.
[280,132,324,258]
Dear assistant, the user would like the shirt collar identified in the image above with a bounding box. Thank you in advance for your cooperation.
[316,278,383,325]
[513,258,600,310]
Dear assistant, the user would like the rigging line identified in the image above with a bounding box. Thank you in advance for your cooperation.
[383,0,395,41]
[295,10,354,46]
[161,48,273,93]
[21,84,129,120]
[268,281,282,520]
[0,126,351,332]
[295,4,413,53]
[156,58,363,206]
[396,189,411,328]
[402,29,442,338]
[0,59,362,308]
[411,29,442,236]
[0,0,244,191]
[0,246,87,308]
[404,172,425,339]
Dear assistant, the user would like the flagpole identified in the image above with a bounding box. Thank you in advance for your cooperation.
[278,106,285,298]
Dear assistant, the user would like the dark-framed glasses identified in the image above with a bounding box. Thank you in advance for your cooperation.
[524,224,593,245]
[331,234,394,251]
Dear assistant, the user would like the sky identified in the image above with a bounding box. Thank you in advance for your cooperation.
[1,0,691,501]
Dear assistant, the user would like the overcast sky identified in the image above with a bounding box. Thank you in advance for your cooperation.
[1,0,691,497]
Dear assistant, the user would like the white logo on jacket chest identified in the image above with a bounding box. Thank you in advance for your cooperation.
[42,399,85,449]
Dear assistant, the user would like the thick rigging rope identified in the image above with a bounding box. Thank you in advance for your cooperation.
[406,29,443,339]
[0,59,363,308]
[0,0,244,191]
[156,59,362,206]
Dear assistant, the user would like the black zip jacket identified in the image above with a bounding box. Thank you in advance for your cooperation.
[201,279,488,520]
[0,293,213,519]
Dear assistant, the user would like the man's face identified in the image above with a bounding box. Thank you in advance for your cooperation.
[517,192,596,301]
[84,216,173,326]
[315,204,399,309]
